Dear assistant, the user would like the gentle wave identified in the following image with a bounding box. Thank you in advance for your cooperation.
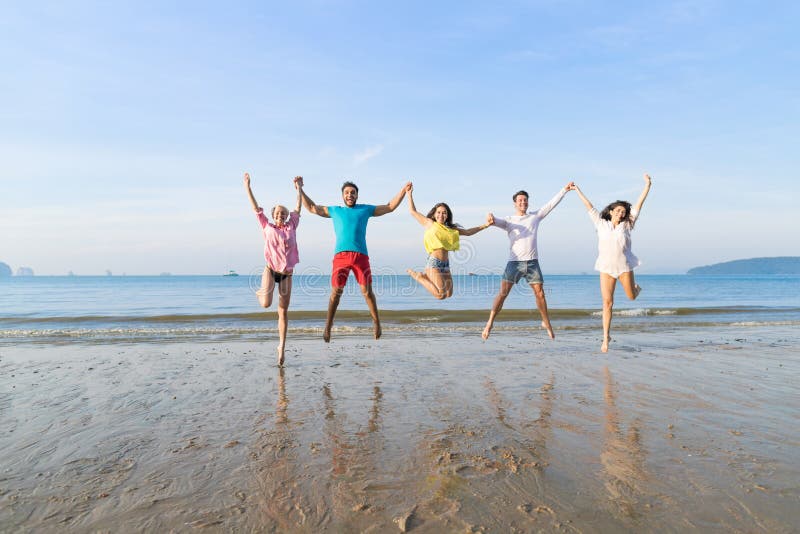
[4,320,800,346]
[3,306,799,325]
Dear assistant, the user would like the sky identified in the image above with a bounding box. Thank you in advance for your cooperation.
[1,0,798,275]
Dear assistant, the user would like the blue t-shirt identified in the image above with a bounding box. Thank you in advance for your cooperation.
[328,204,376,255]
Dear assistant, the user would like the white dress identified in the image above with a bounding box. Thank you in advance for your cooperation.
[588,208,640,278]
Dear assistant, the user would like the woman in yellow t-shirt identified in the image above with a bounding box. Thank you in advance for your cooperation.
[405,183,493,299]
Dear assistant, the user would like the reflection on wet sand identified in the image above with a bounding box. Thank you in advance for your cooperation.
[248,367,315,530]
[601,365,651,520]
[321,381,387,529]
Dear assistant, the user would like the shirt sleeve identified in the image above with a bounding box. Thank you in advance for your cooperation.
[588,207,602,227]
[493,217,509,230]
[289,211,300,228]
[628,208,639,228]
[533,188,567,219]
[256,208,268,229]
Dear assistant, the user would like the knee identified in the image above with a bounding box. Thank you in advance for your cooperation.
[603,298,614,310]
[260,297,273,309]
[435,292,447,300]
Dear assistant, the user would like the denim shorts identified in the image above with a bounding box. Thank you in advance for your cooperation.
[425,255,450,273]
[502,259,544,284]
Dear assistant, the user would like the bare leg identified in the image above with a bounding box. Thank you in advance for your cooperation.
[324,287,344,343]
[600,273,617,352]
[483,280,514,340]
[276,276,292,366]
[256,268,276,308]
[360,283,382,339]
[618,271,641,300]
[531,283,555,339]
[407,269,445,299]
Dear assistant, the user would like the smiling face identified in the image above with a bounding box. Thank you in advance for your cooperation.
[433,205,448,224]
[609,205,627,225]
[342,186,358,207]
[513,193,529,215]
[426,202,453,227]
[272,206,289,226]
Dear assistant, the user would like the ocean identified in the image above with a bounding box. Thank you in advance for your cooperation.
[2,274,799,344]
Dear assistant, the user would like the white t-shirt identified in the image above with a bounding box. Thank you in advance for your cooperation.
[588,207,640,277]
[493,188,567,262]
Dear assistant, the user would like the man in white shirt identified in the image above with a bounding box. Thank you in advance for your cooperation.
[482,182,574,340]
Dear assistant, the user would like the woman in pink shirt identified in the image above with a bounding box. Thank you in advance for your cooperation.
[244,173,302,366]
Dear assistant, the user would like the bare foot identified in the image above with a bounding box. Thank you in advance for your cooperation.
[482,321,492,340]
[634,284,642,299]
[542,320,555,340]
[277,346,285,366]
[374,322,382,340]
[323,325,332,343]
[407,269,422,282]
[601,337,610,353]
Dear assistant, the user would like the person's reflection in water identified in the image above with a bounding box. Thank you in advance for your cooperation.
[248,367,315,530]
[601,366,649,520]
[276,366,289,425]
[321,382,385,528]
[530,373,554,468]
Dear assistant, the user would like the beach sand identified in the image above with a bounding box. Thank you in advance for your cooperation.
[2,325,799,532]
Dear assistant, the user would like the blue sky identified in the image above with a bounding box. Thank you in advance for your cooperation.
[1,1,798,275]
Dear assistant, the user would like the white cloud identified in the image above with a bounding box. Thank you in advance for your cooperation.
[353,144,384,165]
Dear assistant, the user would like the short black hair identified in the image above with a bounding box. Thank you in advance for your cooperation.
[341,181,359,193]
[513,190,529,201]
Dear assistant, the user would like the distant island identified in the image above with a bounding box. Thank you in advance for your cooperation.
[688,256,800,275]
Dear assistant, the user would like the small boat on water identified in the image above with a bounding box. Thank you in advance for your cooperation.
[223,270,239,277]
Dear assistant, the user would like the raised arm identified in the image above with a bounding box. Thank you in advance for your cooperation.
[458,213,494,236]
[243,172,261,213]
[374,182,410,217]
[297,180,330,218]
[292,176,303,213]
[406,183,432,227]
[536,181,573,219]
[570,184,594,211]
[632,173,652,215]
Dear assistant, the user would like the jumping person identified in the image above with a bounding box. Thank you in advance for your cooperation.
[244,173,303,366]
[405,183,493,299]
[570,174,652,352]
[297,179,409,342]
[482,182,574,340]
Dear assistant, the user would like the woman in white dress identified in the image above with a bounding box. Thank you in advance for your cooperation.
[570,174,652,352]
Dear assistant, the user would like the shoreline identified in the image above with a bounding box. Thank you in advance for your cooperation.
[2,325,799,531]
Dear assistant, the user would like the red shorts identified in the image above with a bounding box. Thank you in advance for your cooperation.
[331,251,372,288]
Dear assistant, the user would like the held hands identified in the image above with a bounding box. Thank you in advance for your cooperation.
[404,181,413,194]
[243,172,251,187]
[565,180,575,191]
[293,175,304,189]
[486,213,494,226]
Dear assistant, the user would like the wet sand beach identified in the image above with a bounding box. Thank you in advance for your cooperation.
[2,325,799,532]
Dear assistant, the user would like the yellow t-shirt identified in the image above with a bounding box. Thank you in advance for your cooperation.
[423,222,460,253]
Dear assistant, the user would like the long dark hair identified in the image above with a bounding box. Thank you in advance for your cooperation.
[426,202,455,228]
[600,200,633,223]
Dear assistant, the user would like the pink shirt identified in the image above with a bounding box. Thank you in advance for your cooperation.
[257,209,300,273]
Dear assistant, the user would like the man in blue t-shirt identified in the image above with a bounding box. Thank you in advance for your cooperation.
[298,178,409,342]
